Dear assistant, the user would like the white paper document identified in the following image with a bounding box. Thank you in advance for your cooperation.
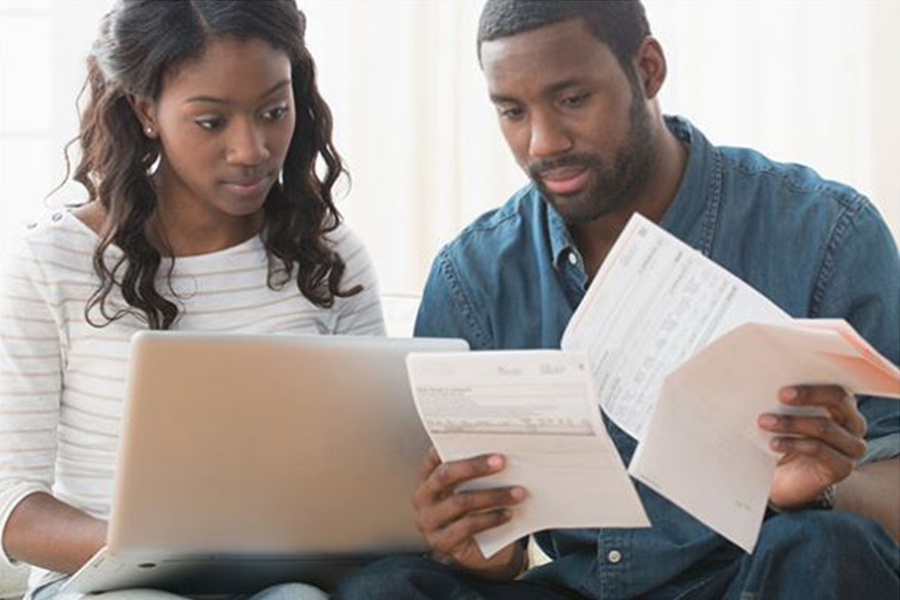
[561,212,790,441]
[406,351,649,558]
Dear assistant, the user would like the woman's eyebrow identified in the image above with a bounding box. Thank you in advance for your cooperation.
[184,79,291,105]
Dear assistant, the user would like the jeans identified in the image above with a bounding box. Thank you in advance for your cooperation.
[334,511,900,600]
[29,580,329,600]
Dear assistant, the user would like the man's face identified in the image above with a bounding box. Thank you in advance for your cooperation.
[481,19,656,225]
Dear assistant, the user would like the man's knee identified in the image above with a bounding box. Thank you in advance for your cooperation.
[335,555,446,600]
[759,510,895,561]
[748,510,899,596]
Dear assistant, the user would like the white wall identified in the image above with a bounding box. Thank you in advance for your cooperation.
[648,0,900,241]
[0,0,109,248]
[1,0,897,295]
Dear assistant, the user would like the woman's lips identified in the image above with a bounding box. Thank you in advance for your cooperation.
[221,176,270,197]
[540,167,590,195]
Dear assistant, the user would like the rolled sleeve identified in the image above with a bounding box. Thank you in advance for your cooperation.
[860,433,900,465]
[858,392,900,465]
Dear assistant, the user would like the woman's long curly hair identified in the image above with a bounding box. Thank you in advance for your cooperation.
[75,0,360,330]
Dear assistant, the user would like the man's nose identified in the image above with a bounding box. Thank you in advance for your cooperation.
[528,110,573,159]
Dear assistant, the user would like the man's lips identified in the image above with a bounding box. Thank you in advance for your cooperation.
[538,166,590,195]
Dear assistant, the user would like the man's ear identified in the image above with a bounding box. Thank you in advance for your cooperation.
[632,36,667,101]
[128,95,158,138]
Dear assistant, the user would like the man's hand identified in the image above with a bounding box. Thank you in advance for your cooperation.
[412,448,527,580]
[759,385,868,510]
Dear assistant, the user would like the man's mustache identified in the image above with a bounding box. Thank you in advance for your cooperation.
[528,153,601,180]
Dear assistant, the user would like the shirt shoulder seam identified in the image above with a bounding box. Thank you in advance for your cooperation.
[809,194,871,316]
[435,246,492,348]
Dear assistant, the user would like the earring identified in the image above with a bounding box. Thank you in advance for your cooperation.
[145,126,154,136]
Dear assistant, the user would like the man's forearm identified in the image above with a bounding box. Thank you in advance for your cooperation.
[835,457,900,541]
[2,492,107,574]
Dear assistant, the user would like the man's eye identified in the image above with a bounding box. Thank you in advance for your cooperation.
[499,106,524,120]
[195,117,224,131]
[562,93,589,108]
[263,106,290,122]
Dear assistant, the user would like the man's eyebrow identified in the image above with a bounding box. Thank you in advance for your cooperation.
[545,79,584,95]
[184,79,292,105]
[489,79,585,104]
[489,93,519,104]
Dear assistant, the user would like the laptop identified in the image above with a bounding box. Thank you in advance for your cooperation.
[61,332,469,595]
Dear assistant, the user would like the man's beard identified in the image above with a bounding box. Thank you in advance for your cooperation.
[529,85,657,226]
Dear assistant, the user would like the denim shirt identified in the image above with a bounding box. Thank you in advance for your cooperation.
[414,116,900,599]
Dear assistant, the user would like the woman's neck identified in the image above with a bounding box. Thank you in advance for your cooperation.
[149,200,263,257]
[71,197,264,259]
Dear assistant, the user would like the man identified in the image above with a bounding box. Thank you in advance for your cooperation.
[337,1,900,598]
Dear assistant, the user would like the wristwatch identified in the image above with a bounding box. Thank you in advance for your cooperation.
[806,483,837,511]
[768,484,837,513]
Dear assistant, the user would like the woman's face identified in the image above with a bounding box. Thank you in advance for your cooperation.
[135,37,296,230]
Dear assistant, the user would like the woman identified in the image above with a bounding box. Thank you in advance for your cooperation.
[0,1,384,599]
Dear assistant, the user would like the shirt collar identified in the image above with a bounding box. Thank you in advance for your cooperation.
[546,198,576,270]
[542,115,716,268]
[658,115,715,250]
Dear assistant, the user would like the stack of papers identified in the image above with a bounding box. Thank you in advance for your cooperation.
[407,213,900,555]
[630,318,900,550]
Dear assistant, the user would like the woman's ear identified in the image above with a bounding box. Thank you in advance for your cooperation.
[128,94,158,139]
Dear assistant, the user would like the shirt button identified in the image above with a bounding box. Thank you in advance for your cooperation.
[607,549,622,564]
[568,252,578,266]
[51,212,63,222]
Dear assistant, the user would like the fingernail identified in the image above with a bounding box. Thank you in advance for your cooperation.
[780,387,799,402]
[510,487,526,501]
[771,438,784,450]
[487,455,504,470]
[759,414,778,428]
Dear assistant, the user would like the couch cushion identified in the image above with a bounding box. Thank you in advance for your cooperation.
[0,562,28,600]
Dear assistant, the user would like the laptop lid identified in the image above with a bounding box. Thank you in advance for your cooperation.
[107,332,468,557]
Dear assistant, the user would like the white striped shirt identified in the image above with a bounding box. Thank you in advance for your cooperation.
[0,210,385,588]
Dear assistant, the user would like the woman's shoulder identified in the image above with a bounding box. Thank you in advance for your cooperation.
[7,208,99,274]
[324,221,372,265]
[70,202,106,236]
[324,220,359,247]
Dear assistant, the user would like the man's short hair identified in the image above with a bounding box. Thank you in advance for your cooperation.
[477,0,651,70]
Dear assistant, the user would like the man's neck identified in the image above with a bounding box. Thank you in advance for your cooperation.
[572,121,687,280]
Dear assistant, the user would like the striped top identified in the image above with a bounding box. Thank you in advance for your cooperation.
[0,210,385,588]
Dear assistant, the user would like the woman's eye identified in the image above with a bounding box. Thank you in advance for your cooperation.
[195,117,224,131]
[263,106,290,122]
